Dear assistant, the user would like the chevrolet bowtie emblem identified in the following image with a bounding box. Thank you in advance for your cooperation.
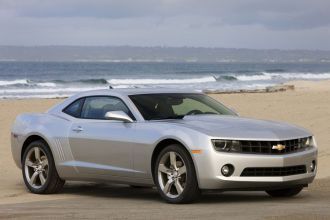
[272,144,286,151]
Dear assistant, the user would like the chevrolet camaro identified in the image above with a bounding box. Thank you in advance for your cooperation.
[11,89,317,203]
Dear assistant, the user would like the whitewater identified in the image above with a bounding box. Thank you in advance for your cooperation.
[0,61,329,98]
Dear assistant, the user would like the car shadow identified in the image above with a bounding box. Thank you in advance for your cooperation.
[59,182,308,204]
[61,182,162,202]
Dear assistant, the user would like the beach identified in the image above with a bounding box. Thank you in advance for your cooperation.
[0,80,330,219]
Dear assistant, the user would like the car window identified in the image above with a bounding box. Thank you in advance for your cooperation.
[129,93,235,120]
[172,98,218,115]
[81,96,134,120]
[63,98,84,117]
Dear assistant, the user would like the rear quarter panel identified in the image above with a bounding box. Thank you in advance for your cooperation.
[11,113,72,172]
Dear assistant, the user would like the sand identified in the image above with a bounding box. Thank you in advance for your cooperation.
[0,80,329,219]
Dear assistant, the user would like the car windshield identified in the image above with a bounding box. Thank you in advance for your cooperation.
[129,93,236,120]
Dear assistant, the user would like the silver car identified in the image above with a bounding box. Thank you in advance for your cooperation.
[11,89,317,203]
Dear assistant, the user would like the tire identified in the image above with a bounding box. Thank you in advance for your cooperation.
[22,140,65,194]
[154,144,200,204]
[266,186,304,197]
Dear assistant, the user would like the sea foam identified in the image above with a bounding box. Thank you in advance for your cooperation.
[107,76,216,85]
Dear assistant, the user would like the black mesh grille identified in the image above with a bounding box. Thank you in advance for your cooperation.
[240,165,307,177]
[240,138,309,155]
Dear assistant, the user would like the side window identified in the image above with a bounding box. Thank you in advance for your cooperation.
[63,98,84,117]
[81,96,134,120]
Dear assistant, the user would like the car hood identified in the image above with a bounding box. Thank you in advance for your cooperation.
[168,115,311,140]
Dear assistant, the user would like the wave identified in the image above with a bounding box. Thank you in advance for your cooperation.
[79,79,108,84]
[107,76,216,85]
[0,79,28,86]
[0,79,56,87]
[0,94,70,99]
[267,72,330,80]
[53,79,108,84]
[36,82,57,87]
[1,72,330,99]
[0,78,108,88]
[236,74,273,81]
[2,73,330,89]
[0,86,107,94]
[216,75,237,81]
[1,76,220,87]
[235,72,330,81]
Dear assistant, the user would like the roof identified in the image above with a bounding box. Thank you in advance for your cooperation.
[47,88,203,114]
[75,88,203,96]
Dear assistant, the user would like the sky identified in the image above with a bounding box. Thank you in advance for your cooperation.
[0,0,329,50]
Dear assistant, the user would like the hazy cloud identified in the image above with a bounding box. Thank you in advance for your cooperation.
[0,0,329,49]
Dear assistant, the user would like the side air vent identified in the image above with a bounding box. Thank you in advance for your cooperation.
[54,138,65,161]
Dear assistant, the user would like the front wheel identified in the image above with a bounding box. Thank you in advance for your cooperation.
[154,144,200,203]
[266,186,304,197]
[22,140,65,194]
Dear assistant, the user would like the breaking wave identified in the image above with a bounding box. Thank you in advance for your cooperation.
[267,72,330,80]
[1,72,330,98]
[107,76,217,85]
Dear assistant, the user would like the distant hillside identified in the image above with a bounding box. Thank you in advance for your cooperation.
[0,46,330,62]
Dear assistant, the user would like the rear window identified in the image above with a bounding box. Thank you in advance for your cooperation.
[63,98,84,117]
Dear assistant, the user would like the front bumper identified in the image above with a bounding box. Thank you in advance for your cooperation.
[193,147,317,190]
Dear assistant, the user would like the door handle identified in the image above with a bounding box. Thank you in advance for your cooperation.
[72,126,83,132]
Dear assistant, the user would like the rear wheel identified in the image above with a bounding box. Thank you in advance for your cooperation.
[22,140,65,194]
[154,144,200,203]
[266,186,304,197]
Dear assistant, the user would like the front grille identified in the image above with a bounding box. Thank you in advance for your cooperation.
[241,165,307,177]
[240,138,310,155]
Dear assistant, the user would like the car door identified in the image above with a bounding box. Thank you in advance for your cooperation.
[68,96,137,177]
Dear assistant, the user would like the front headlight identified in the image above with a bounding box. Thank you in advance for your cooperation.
[300,136,316,149]
[312,136,318,148]
[212,139,241,152]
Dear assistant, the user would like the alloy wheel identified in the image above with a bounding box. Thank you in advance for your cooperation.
[157,151,187,198]
[24,147,49,189]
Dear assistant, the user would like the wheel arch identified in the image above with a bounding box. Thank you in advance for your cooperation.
[21,134,53,164]
[151,138,198,184]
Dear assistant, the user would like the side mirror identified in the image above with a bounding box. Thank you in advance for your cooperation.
[104,111,134,123]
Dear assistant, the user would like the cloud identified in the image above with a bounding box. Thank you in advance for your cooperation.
[0,0,329,48]
[1,0,330,29]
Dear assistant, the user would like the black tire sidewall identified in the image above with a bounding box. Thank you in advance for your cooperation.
[22,140,57,194]
[154,144,200,203]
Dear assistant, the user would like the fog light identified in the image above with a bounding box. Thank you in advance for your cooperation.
[221,164,234,177]
[310,160,316,172]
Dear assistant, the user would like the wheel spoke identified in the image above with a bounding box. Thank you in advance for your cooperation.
[178,165,186,176]
[34,147,41,161]
[30,171,39,185]
[174,180,184,194]
[169,152,177,169]
[163,179,174,194]
[41,159,48,168]
[25,160,35,168]
[39,173,46,185]
[158,164,171,174]
[158,151,187,198]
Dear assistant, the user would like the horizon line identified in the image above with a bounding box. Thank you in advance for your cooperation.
[1,45,329,52]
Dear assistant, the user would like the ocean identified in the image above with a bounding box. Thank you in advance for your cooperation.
[0,61,330,99]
